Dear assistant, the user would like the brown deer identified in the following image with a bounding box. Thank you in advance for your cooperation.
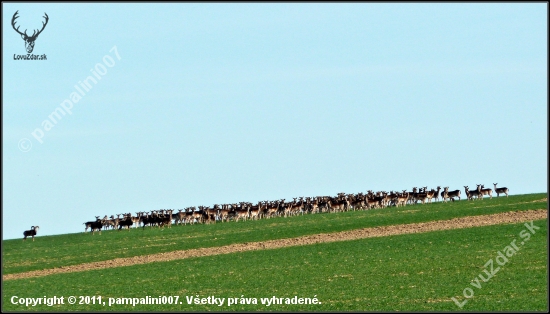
[493,183,509,197]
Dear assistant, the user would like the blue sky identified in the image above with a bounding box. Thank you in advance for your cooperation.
[2,3,547,239]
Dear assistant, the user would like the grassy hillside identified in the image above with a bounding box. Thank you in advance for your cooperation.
[3,219,547,311]
[3,193,546,275]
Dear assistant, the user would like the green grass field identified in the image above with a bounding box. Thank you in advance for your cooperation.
[3,193,546,274]
[2,193,548,311]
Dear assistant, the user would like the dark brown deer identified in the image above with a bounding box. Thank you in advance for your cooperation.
[23,226,39,241]
[443,187,461,202]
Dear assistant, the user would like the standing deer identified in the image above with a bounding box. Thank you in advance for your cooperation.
[443,187,461,202]
[23,226,39,241]
[479,184,493,199]
[464,186,481,201]
[493,183,509,197]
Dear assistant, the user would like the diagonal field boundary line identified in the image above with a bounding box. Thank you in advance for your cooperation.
[3,209,547,281]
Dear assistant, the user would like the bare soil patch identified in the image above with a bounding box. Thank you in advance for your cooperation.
[4,209,546,281]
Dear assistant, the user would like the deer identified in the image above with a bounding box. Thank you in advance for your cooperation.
[90,217,104,235]
[422,187,435,204]
[23,226,39,241]
[479,184,493,199]
[443,187,461,202]
[218,204,232,222]
[464,186,481,201]
[414,187,428,204]
[159,209,173,228]
[433,186,441,202]
[234,206,249,222]
[395,192,409,207]
[200,206,217,224]
[11,11,49,53]
[248,202,262,220]
[118,213,133,230]
[493,183,509,197]
[265,201,280,218]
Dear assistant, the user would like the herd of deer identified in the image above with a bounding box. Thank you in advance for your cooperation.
[78,183,509,235]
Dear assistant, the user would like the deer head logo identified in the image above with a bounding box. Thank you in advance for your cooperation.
[11,10,49,54]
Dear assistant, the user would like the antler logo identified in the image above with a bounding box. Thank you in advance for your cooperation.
[11,10,49,53]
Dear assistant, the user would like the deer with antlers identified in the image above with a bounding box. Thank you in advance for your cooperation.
[11,10,49,53]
